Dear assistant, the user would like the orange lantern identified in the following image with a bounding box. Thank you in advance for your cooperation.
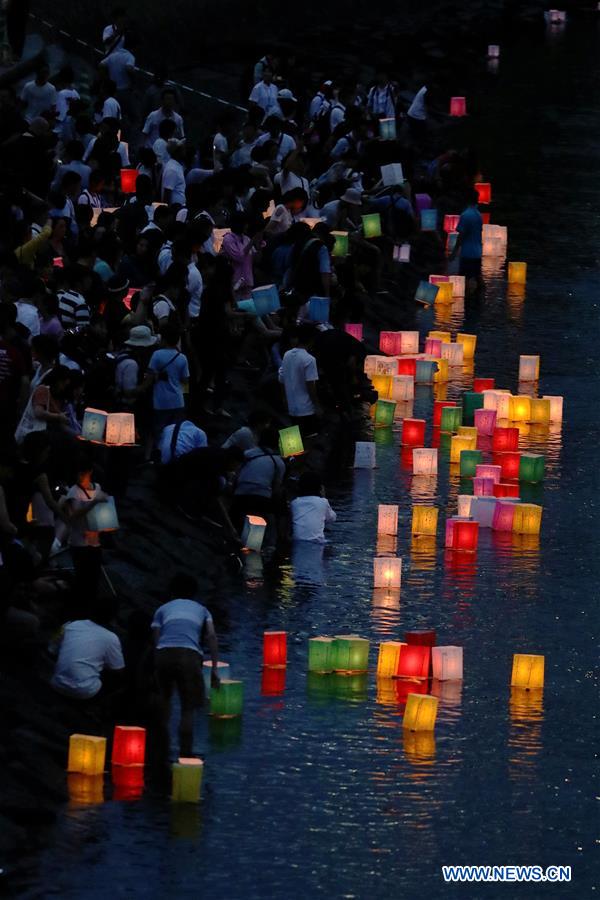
[263,631,287,667]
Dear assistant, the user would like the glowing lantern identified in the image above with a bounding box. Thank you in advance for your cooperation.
[511,653,544,689]
[378,504,399,534]
[462,392,484,425]
[434,400,456,427]
[411,506,438,536]
[432,646,463,680]
[374,399,397,427]
[548,9,566,23]
[364,355,381,376]
[433,358,449,383]
[402,419,426,447]
[415,281,439,305]
[475,464,501,483]
[398,331,420,354]
[278,426,304,457]
[435,282,453,304]
[512,503,542,535]
[456,333,477,360]
[381,163,404,185]
[420,209,438,232]
[443,214,460,233]
[377,641,404,678]
[475,182,491,204]
[457,495,475,517]
[542,395,563,423]
[379,331,403,356]
[473,476,494,496]
[495,451,521,481]
[261,667,286,696]
[86,496,119,532]
[484,390,511,419]
[473,377,495,393]
[68,773,104,804]
[82,408,108,442]
[371,374,392,400]
[331,231,349,257]
[488,44,500,57]
[441,342,464,367]
[397,644,431,680]
[362,213,382,238]
[508,261,527,284]
[449,97,467,117]
[308,637,334,673]
[354,442,376,468]
[412,448,438,476]
[474,408,497,435]
[403,693,438,731]
[251,284,280,316]
[373,557,402,589]
[111,765,144,801]
[519,355,540,382]
[494,481,520,498]
[379,117,396,140]
[492,426,519,453]
[519,453,545,483]
[68,735,106,775]
[460,449,483,477]
[210,679,244,717]
[425,338,442,358]
[492,500,516,531]
[111,726,146,767]
[262,631,287,668]
[307,296,330,323]
[428,330,451,343]
[120,168,137,193]
[241,515,267,552]
[439,406,462,433]
[391,375,414,401]
[450,434,476,464]
[448,275,466,298]
[375,356,398,375]
[393,242,411,262]
[458,426,477,440]
[429,275,449,285]
[397,357,417,377]
[172,758,203,803]
[331,636,369,673]
[530,398,551,425]
[202,660,231,693]
[415,359,437,384]
[472,496,498,528]
[106,412,135,445]
[447,517,479,550]
[344,323,363,341]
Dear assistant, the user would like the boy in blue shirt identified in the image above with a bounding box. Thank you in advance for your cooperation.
[147,323,189,439]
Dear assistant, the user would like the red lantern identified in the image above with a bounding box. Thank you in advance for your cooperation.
[400,446,414,470]
[443,215,460,233]
[450,96,467,117]
[379,332,403,356]
[494,452,521,480]
[111,764,144,801]
[405,630,437,647]
[453,520,479,552]
[111,726,146,767]
[481,212,491,225]
[120,168,137,194]
[261,667,286,696]
[263,631,287,667]
[493,481,520,498]
[397,358,417,377]
[492,427,519,453]
[345,323,363,341]
[397,644,430,679]
[473,378,495,393]
[433,401,456,427]
[402,418,426,447]
[475,182,492,204]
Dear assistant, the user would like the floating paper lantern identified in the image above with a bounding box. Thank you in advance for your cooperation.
[120,168,137,193]
[393,243,411,262]
[106,412,135,445]
[529,398,551,425]
[371,374,393,399]
[459,449,483,478]
[443,214,460,233]
[397,358,417,378]
[432,646,463,681]
[391,375,414,402]
[375,356,398,375]
[473,377,495,393]
[519,355,540,382]
[475,464,501,484]
[263,631,287,668]
[441,342,464,367]
[354,441,376,468]
[374,399,397,427]
[210,680,244,717]
[519,453,545,483]
[344,323,363,341]
[456,333,477,360]
[307,296,330,323]
[448,275,466,298]
[474,408,497,435]
[251,284,280,316]
[492,426,519,453]
[373,556,402,589]
[402,418,426,447]
[308,637,334,673]
[202,660,231,693]
[68,734,106,775]
[331,231,349,257]
[241,515,267,552]
[415,359,437,384]
[492,500,516,531]
[462,391,484,425]
[397,644,431,680]
[364,355,381,376]
[279,425,304,458]
[398,331,420,355]
[403,693,438,732]
[446,517,479,550]
[428,330,451,343]
[436,282,454,304]
[68,773,104,804]
[412,448,438,476]
[378,504,399,535]
[82,408,108,442]
[484,390,511,420]
[508,261,527,284]
[379,117,396,140]
[415,281,439,305]
[433,358,449,383]
[488,44,500,58]
[111,726,146,767]
[473,476,494,496]
[512,503,542,535]
[425,338,442,358]
[472,496,498,528]
[362,213,382,238]
[172,758,203,803]
[377,641,404,678]
[411,506,438,537]
[542,395,563,423]
[475,182,491,204]
[457,495,475,517]
[420,209,438,231]
[86,496,119,532]
[449,97,467,117]
[494,481,520,498]
[434,400,456,428]
[511,653,544,689]
[450,434,476,464]
[458,426,478,440]
[379,331,403,356]
[111,764,144,801]
[495,451,521,481]
[331,636,369,673]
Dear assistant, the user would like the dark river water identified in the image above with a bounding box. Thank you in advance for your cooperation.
[20,16,600,900]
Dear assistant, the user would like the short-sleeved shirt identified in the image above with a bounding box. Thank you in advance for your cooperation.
[152,598,213,655]
[279,347,319,417]
[57,289,90,328]
[66,482,102,547]
[102,49,135,90]
[291,495,336,542]
[234,447,285,498]
[52,619,125,698]
[149,348,189,410]
[159,420,207,464]
[457,206,483,259]
[161,159,186,206]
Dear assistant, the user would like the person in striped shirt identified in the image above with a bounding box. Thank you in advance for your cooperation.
[57,266,92,329]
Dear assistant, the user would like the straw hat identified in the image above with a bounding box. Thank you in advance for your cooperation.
[125,325,158,347]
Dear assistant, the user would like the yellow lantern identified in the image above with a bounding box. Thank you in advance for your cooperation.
[542,395,563,423]
[402,693,439,732]
[371,374,393,399]
[373,556,402,589]
[106,412,135,445]
[512,503,542,535]
[68,734,107,775]
[518,355,540,382]
[511,653,544,690]
[456,333,477,360]
[450,434,476,464]
[377,504,398,534]
[433,358,449,383]
[412,448,438,476]
[376,641,404,678]
[530,398,551,425]
[509,395,531,423]
[508,261,527,283]
[427,330,451,343]
[457,426,478,440]
[435,282,453,304]
[172,758,204,803]
[411,506,438,536]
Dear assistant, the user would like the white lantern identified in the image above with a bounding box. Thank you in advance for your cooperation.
[373,557,402,589]
[391,376,414,402]
[398,331,419,355]
[86,496,119,532]
[412,448,438,476]
[518,355,540,382]
[542,395,563,423]
[82,408,108,443]
[432,646,463,681]
[241,515,267,552]
[354,442,376,469]
[441,342,464,367]
[448,275,466,298]
[487,44,500,58]
[393,243,411,262]
[377,505,399,535]
[472,497,497,529]
[106,413,135,445]
[457,495,475,518]
[380,163,404,186]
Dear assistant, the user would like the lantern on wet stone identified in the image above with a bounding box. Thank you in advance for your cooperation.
[172,758,203,803]
[120,168,137,193]
[518,355,540,382]
[403,693,438,731]
[415,281,439,305]
[279,426,304,457]
[391,376,414,402]
[241,515,267,552]
[374,399,396,427]
[512,503,543,535]
[263,631,287,667]
[111,726,146,767]
[68,735,106,775]
[474,408,497,435]
[449,97,467,117]
[473,377,495,393]
[344,323,363,341]
[475,182,491,204]
[411,506,439,536]
[308,637,334,673]
[508,261,527,284]
[378,505,399,535]
[412,448,438,476]
[492,426,519,453]
[106,412,135,445]
[420,209,437,231]
[379,331,403,356]
[402,419,426,447]
[362,213,382,238]
[373,557,402,589]
[82,408,108,442]
[397,644,431,680]
[511,653,544,689]
[377,641,404,678]
[331,636,370,673]
[519,453,545,483]
[460,449,483,478]
[210,680,244,717]
[354,442,376,468]
[432,646,463,681]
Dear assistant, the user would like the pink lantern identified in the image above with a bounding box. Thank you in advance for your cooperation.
[492,501,516,532]
[425,338,442,358]
[345,324,363,341]
[379,332,403,356]
[429,275,450,285]
[474,408,497,435]
[450,97,467,117]
[443,215,460,233]
[473,477,495,497]
[475,464,501,484]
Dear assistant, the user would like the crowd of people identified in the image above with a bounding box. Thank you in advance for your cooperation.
[0,8,485,759]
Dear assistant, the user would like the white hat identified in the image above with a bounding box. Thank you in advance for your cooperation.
[341,188,363,206]
[277,88,297,102]
[125,325,158,348]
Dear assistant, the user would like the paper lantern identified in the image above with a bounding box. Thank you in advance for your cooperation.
[459,449,483,478]
[411,506,438,536]
[379,331,403,356]
[462,392,484,425]
[172,758,203,803]
[344,323,363,341]
[436,282,454,304]
[475,182,492,204]
[370,375,392,400]
[398,331,420,355]
[111,726,146,767]
[457,495,475,517]
[415,359,437,384]
[529,398,551,425]
[412,448,438,476]
[391,375,414,401]
[354,442,376,468]
[428,274,448,286]
[542,395,563,423]
[492,500,516,531]
[84,495,119,533]
[448,275,466,298]
[443,214,460,233]
[81,408,108,442]
[492,426,519,452]
[261,667,286,696]
[447,517,479,550]
[405,629,437,647]
[548,9,566,23]
[120,168,137,193]
[519,453,545,483]
[511,653,544,690]
[263,631,287,668]
[210,680,244,717]
[68,734,106,775]
[494,482,520,498]
[433,358,449,383]
[68,773,104,805]
[241,515,267,552]
[432,646,463,681]
[307,296,330,323]
[331,231,349,257]
[508,261,527,284]
[473,377,495,393]
[111,764,144,801]
[397,644,430,680]
[364,356,380,376]
[495,451,521,481]
[308,637,334,673]
[202,660,231,693]
[393,242,411,262]
[279,425,304,458]
[450,434,476,464]
[473,476,494,496]
[373,557,402,589]
[483,390,511,419]
[446,232,459,254]
[381,163,404,187]
[458,426,477,440]
[433,401,456,428]
[420,209,437,231]
[475,464,501,484]
[474,408,497,435]
[512,503,542,535]
[428,330,451,343]
[378,504,399,535]
[425,338,442,358]
[456,333,477,360]
[402,418,426,447]
[472,496,497,528]
[415,281,439,305]
[403,693,438,731]
[106,412,135,445]
[518,355,540,382]
[250,284,280,316]
[362,213,382,238]
[397,357,417,377]
[374,399,397,427]
[449,97,467,117]
[379,117,396,140]
[441,342,464,367]
[331,636,369,673]
[488,44,500,57]
[375,356,398,376]
[377,641,404,678]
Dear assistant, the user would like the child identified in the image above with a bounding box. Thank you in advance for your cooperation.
[290,471,336,542]
[64,456,109,599]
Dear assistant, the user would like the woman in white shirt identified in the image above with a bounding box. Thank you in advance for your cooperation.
[291,472,336,542]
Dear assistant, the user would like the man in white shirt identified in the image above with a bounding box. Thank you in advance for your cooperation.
[102,8,127,53]
[279,325,320,436]
[100,46,135,91]
[290,472,336,542]
[142,89,185,147]
[159,420,207,464]
[20,65,57,123]
[309,81,333,120]
[255,115,297,166]
[51,601,125,700]
[161,140,187,206]
[248,67,279,117]
[407,85,428,139]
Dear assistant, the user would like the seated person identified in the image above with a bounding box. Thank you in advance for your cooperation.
[51,597,124,699]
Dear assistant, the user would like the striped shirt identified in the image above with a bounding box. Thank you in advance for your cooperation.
[57,289,90,328]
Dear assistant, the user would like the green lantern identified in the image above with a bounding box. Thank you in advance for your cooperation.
[440,406,463,433]
[308,637,334,673]
[362,213,382,239]
[374,399,397,427]
[460,449,484,478]
[210,679,244,718]
[278,425,304,458]
[519,453,545,483]
[333,672,369,701]
[331,635,370,673]
[462,392,485,425]
[171,760,203,803]
[331,231,349,257]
